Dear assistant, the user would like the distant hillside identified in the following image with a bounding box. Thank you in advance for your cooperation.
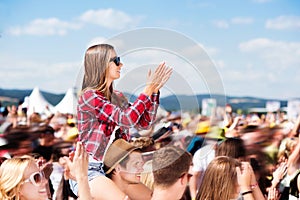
[0,88,64,106]
[159,94,288,112]
[0,88,289,112]
[123,92,288,112]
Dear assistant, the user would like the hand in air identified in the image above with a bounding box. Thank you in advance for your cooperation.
[61,142,89,181]
[146,62,173,93]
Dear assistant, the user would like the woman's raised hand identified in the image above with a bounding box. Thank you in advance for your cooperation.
[144,62,173,95]
[61,142,89,181]
[237,162,252,191]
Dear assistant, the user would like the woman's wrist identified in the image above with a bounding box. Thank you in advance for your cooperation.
[241,190,253,196]
[240,186,252,193]
[77,175,88,180]
[143,86,154,96]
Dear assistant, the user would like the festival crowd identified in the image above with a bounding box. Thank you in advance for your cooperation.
[0,102,299,200]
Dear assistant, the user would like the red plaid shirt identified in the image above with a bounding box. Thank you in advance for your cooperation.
[77,90,159,161]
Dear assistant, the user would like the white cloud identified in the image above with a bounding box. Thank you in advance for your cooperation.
[7,8,140,36]
[179,43,219,58]
[266,15,300,30]
[231,17,253,25]
[79,9,139,30]
[203,46,219,56]
[86,37,126,51]
[86,37,108,48]
[8,18,81,36]
[212,20,229,29]
[222,69,264,82]
[214,60,225,69]
[239,38,300,69]
[294,69,300,84]
[213,17,253,29]
[0,57,81,93]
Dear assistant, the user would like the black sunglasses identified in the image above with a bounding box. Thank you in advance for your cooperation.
[110,56,121,66]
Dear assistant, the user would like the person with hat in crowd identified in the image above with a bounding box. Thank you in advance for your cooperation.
[103,138,153,200]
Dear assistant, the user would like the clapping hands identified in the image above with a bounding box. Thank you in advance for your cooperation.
[61,142,89,181]
[237,162,253,191]
[144,62,173,95]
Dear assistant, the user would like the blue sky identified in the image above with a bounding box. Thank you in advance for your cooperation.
[0,0,299,100]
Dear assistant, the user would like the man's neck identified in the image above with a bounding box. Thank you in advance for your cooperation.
[112,175,129,193]
[151,187,180,200]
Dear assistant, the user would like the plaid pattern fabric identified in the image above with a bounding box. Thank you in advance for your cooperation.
[77,90,159,161]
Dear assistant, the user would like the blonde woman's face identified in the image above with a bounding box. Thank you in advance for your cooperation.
[19,161,48,200]
[107,50,123,84]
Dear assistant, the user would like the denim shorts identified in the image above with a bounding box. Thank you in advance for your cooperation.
[69,155,105,196]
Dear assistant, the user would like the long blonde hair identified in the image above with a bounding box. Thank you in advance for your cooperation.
[196,156,240,200]
[0,155,35,200]
[81,44,114,101]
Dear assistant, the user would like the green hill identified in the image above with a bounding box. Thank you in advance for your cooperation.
[0,88,64,106]
[0,88,289,113]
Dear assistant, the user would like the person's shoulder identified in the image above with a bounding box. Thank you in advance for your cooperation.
[193,144,215,158]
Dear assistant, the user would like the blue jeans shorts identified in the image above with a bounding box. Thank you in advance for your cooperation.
[69,155,105,196]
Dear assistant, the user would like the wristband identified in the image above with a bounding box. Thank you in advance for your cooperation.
[241,190,253,196]
[250,182,258,189]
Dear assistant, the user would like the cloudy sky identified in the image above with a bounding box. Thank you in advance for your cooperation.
[0,0,299,100]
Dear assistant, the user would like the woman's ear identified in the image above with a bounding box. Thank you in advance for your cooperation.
[18,189,23,198]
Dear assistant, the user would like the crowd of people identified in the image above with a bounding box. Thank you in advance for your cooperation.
[0,43,299,200]
[1,104,299,200]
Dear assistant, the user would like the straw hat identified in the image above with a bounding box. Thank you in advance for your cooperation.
[103,139,139,174]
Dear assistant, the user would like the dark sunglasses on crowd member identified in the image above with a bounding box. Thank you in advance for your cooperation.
[110,56,121,66]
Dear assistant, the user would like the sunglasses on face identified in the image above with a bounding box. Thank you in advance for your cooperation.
[110,56,121,66]
[22,171,44,186]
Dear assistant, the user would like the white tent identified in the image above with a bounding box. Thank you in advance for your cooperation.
[54,88,78,115]
[23,87,54,116]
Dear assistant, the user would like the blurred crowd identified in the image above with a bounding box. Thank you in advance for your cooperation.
[0,102,299,200]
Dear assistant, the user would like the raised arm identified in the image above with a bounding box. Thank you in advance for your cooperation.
[79,63,172,129]
[287,137,300,175]
[135,92,160,130]
[79,91,153,128]
[237,162,265,200]
[63,142,92,200]
[290,114,300,137]
[136,63,172,129]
